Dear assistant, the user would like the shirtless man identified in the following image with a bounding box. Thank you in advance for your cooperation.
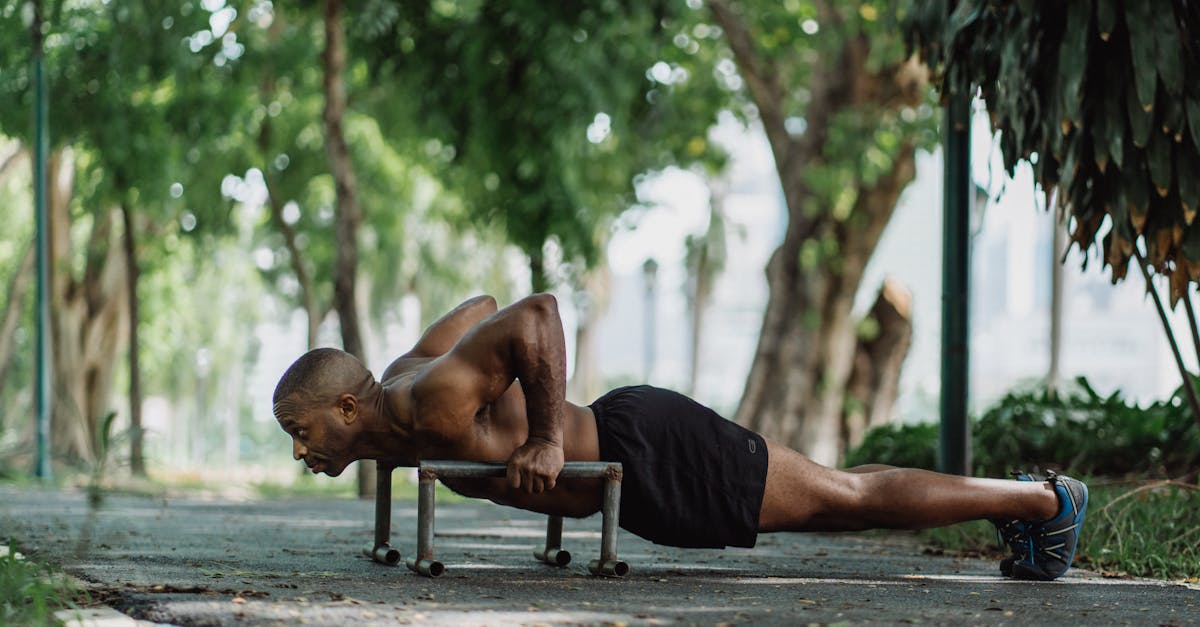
[273,294,1088,581]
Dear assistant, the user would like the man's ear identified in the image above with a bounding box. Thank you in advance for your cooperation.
[337,393,359,424]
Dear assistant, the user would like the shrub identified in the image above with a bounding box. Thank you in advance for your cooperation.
[844,377,1200,478]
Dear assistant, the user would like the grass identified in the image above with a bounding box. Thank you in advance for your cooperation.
[916,480,1200,582]
[0,543,84,626]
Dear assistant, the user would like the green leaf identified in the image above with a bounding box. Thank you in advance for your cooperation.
[1121,153,1150,233]
[1146,129,1174,198]
[1095,0,1119,41]
[1161,94,1186,140]
[1058,0,1090,126]
[1153,3,1185,98]
[1185,80,1200,153]
[1127,82,1154,148]
[1182,220,1200,264]
[1123,0,1159,110]
[1178,141,1200,224]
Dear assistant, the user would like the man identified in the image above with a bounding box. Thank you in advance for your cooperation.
[273,294,1087,581]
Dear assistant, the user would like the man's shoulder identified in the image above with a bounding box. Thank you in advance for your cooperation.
[381,355,434,383]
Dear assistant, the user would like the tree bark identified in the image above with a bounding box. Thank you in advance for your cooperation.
[842,278,913,453]
[322,0,374,497]
[120,202,145,476]
[0,242,35,393]
[711,0,926,465]
[46,148,129,465]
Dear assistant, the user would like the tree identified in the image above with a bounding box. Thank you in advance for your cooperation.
[905,0,1200,424]
[0,0,255,466]
[357,0,727,292]
[707,0,936,465]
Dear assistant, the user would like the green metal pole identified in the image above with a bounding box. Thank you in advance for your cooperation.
[939,93,971,476]
[33,0,52,480]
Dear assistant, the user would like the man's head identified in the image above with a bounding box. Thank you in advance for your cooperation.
[273,348,375,477]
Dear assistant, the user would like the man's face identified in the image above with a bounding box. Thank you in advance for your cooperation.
[274,395,359,477]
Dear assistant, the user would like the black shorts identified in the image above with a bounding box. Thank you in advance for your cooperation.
[589,385,769,549]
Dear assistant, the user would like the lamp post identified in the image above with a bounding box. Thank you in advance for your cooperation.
[939,93,972,477]
[642,258,658,384]
[31,0,52,480]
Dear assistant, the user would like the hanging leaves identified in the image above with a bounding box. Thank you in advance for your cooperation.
[904,0,1200,298]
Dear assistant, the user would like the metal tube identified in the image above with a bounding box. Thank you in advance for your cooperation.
[362,543,400,565]
[545,514,563,549]
[373,463,392,548]
[587,468,628,577]
[587,559,630,577]
[406,472,444,577]
[419,460,619,479]
[405,557,445,577]
[416,475,435,559]
[600,476,620,561]
[534,515,570,566]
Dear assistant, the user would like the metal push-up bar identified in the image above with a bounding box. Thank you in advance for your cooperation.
[362,460,628,578]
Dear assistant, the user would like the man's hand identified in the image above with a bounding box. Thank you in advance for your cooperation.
[506,438,565,493]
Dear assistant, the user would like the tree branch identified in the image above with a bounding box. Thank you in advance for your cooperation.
[707,0,793,164]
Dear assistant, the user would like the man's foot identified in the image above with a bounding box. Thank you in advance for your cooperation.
[1009,471,1088,581]
[989,472,1042,577]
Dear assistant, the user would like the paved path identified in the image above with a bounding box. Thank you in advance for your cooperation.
[2,485,1197,626]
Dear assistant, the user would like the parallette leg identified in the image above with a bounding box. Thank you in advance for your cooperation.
[406,470,445,577]
[587,470,629,577]
[533,515,571,566]
[362,462,401,565]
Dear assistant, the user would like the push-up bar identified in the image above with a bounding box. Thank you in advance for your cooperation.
[362,460,628,578]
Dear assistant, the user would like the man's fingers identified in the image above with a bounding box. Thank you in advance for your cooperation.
[507,464,521,489]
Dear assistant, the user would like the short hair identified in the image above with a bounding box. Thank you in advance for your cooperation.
[273,348,371,410]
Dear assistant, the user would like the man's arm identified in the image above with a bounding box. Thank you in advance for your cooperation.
[381,295,498,382]
[411,293,566,493]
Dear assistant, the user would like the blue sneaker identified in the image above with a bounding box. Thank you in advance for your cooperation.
[1010,471,1088,581]
[989,472,1042,577]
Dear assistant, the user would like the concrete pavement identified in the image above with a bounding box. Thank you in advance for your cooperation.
[2,485,1197,626]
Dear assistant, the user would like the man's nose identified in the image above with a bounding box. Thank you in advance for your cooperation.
[292,439,307,460]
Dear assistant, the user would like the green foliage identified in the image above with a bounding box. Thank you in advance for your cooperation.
[844,421,938,470]
[0,544,81,626]
[356,0,728,289]
[973,379,1200,478]
[846,378,1200,477]
[905,1,1200,302]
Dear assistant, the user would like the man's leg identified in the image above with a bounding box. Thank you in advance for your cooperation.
[757,440,1059,533]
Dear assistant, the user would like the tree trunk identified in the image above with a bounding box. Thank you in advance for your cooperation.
[322,0,374,497]
[46,148,129,465]
[530,251,547,294]
[1047,202,1065,394]
[569,267,610,403]
[710,0,926,465]
[685,179,727,396]
[842,278,913,453]
[0,242,35,394]
[120,202,145,476]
